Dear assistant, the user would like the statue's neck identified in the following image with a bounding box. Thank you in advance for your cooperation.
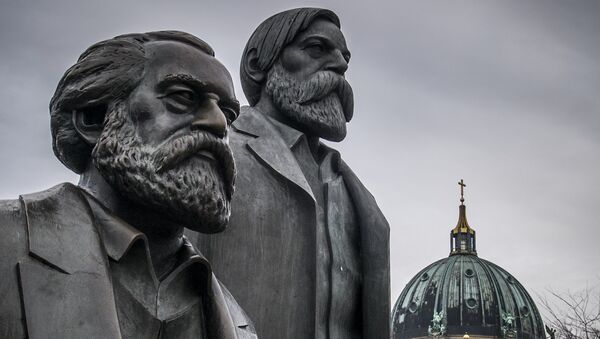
[78,163,184,278]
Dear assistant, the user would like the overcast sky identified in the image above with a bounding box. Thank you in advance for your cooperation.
[1,0,599,316]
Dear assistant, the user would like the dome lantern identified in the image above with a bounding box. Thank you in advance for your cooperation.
[450,179,477,256]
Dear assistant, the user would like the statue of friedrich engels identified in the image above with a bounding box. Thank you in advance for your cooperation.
[193,8,391,339]
[0,31,257,339]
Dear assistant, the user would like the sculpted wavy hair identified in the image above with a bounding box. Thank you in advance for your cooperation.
[240,7,340,106]
[49,31,214,173]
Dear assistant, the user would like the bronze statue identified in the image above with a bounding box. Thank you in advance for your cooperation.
[0,31,256,339]
[193,8,390,339]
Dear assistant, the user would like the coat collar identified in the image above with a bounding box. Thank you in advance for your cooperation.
[80,189,143,262]
[233,106,315,202]
[265,115,304,150]
[21,182,103,275]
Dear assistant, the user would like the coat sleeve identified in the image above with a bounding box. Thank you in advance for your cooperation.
[0,198,29,339]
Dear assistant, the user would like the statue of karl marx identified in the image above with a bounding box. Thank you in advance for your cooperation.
[0,31,257,339]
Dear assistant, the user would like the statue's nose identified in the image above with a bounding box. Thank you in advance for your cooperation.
[325,50,348,75]
[191,95,227,138]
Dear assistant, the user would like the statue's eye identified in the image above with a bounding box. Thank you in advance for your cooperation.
[169,90,195,104]
[304,41,326,56]
[307,43,324,52]
[161,88,198,114]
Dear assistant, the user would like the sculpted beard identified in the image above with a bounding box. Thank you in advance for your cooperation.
[266,62,354,142]
[92,103,235,233]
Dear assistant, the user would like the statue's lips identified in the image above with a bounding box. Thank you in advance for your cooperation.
[188,151,223,173]
[194,150,217,162]
[189,150,229,182]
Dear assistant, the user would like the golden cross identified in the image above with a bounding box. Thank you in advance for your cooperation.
[458,179,466,204]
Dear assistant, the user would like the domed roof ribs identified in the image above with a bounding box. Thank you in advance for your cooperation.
[492,263,519,337]
[435,254,455,318]
[459,257,464,326]
[478,257,506,336]
[467,255,488,326]
[472,257,487,326]
[450,179,477,256]
[392,259,443,334]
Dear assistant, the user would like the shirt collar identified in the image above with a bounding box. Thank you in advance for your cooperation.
[266,116,305,149]
[267,116,344,179]
[82,190,144,261]
[81,190,209,266]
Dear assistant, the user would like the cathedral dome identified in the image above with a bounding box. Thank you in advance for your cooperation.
[392,181,545,339]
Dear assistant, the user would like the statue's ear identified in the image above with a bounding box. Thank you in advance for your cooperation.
[243,48,265,83]
[72,106,105,145]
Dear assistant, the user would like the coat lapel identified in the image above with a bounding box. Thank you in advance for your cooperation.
[205,274,258,339]
[204,274,237,339]
[233,106,315,202]
[19,183,121,339]
[219,281,258,339]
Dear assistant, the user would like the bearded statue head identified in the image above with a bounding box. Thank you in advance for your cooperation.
[50,31,239,233]
[240,8,354,142]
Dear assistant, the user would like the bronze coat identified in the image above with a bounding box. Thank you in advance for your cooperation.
[0,183,256,339]
[193,107,390,339]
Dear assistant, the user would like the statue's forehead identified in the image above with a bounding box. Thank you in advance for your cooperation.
[294,18,348,49]
[142,41,234,95]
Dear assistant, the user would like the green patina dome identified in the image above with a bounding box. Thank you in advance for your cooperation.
[392,181,545,339]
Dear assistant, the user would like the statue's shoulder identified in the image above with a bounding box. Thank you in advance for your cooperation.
[0,197,27,250]
[0,183,88,257]
[19,182,84,210]
[0,198,25,224]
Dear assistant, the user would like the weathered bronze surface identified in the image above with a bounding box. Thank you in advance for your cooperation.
[0,31,256,339]
[192,8,391,339]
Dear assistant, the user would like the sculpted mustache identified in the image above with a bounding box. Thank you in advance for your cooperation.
[296,71,354,122]
[152,132,236,198]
